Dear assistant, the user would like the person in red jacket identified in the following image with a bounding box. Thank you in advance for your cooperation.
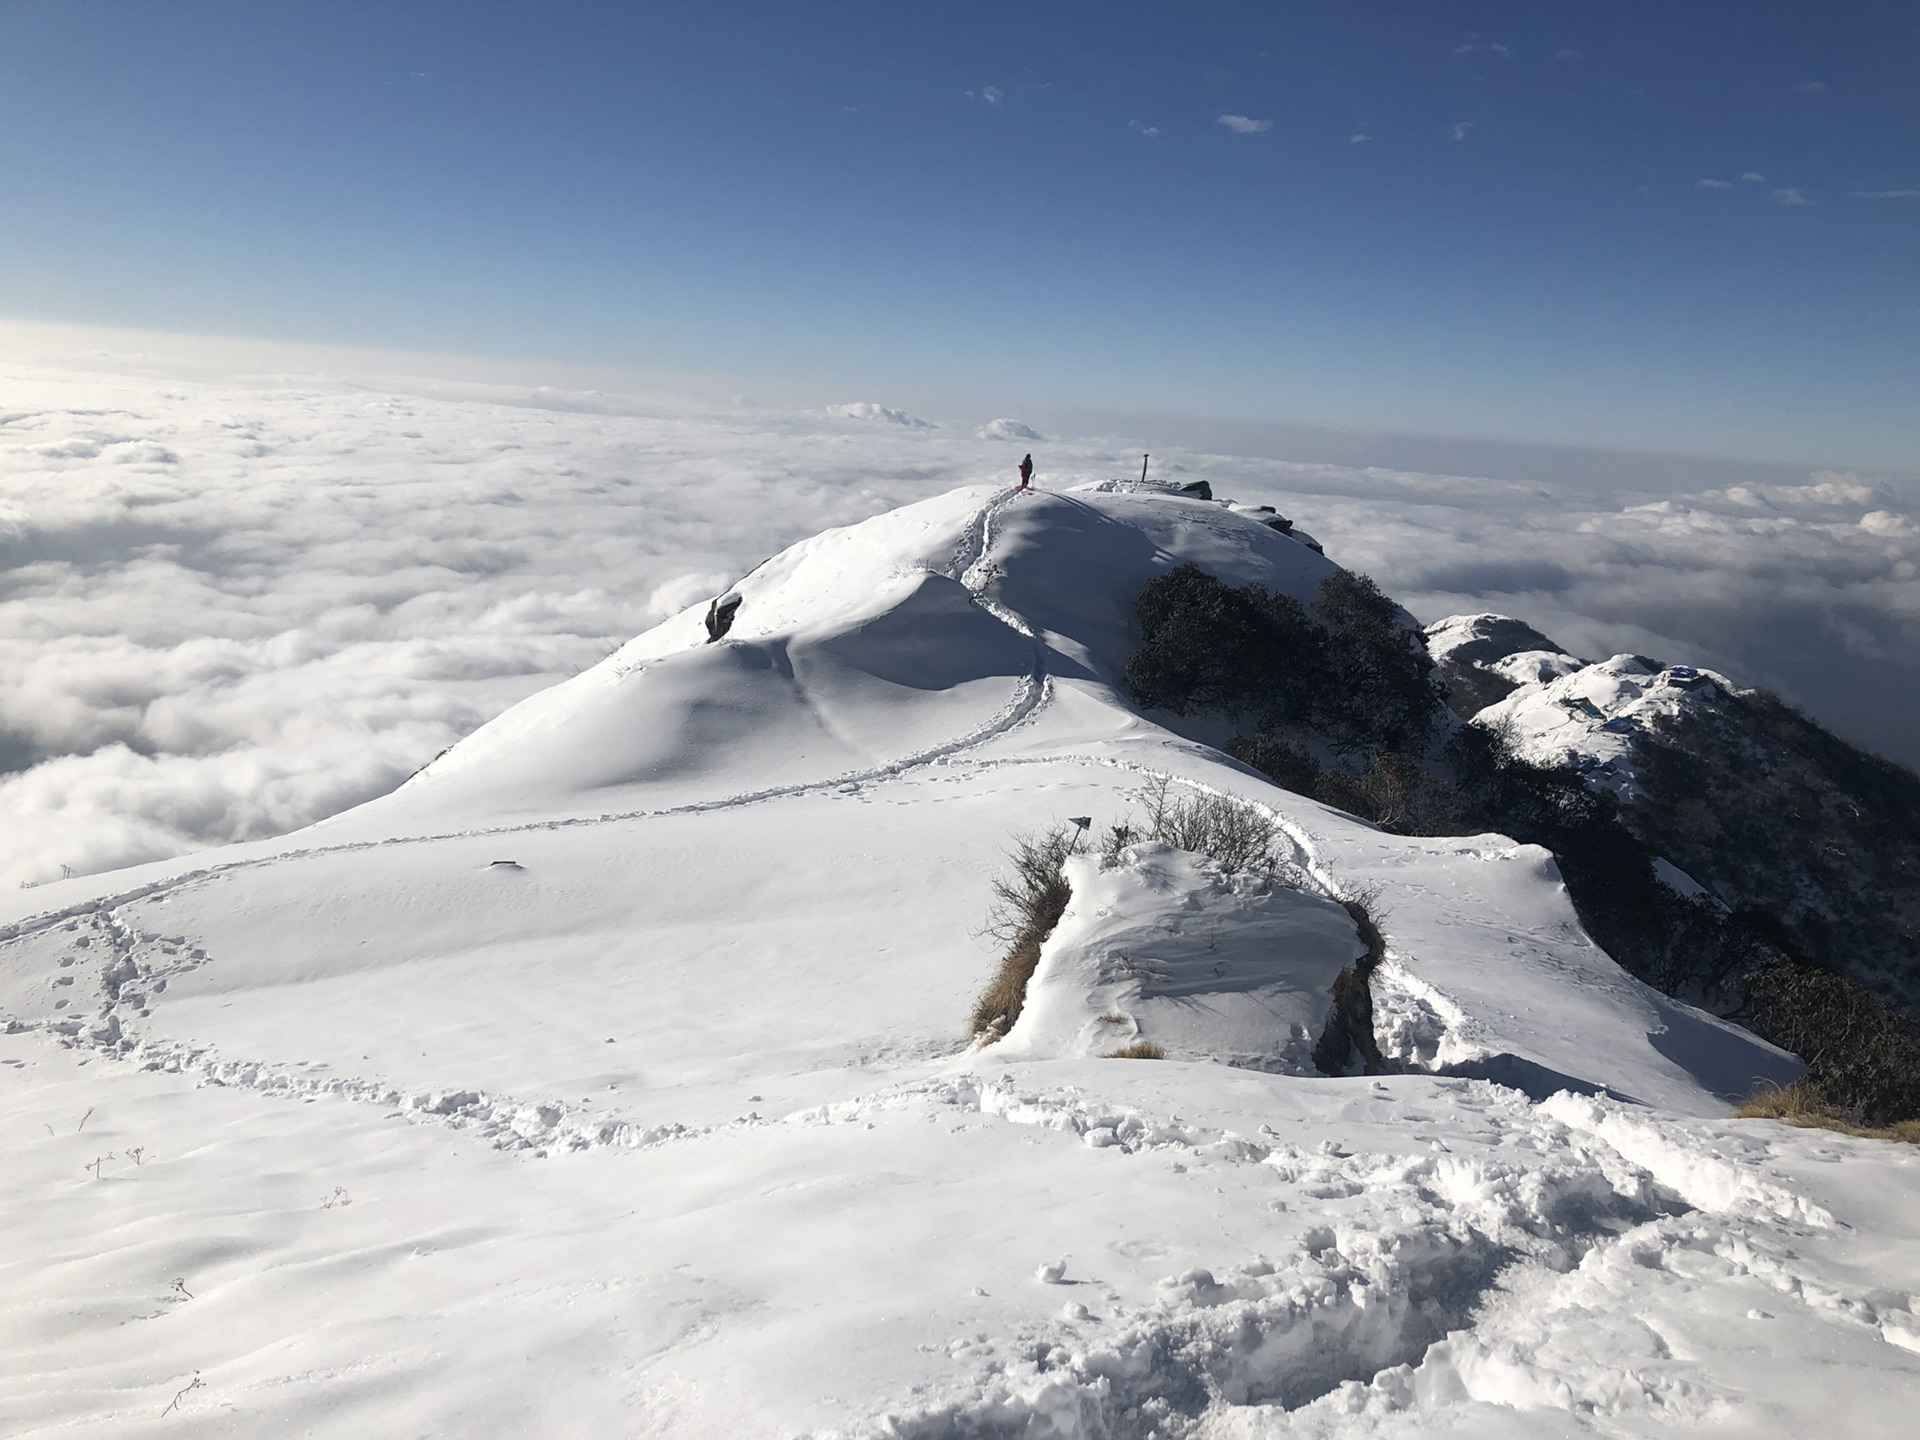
[1018,454,1033,489]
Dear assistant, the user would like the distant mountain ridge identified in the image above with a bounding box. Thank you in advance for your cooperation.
[1095,519,1919,1122]
[1428,612,1920,1019]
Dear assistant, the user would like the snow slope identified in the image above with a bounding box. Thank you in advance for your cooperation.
[2,483,1908,1439]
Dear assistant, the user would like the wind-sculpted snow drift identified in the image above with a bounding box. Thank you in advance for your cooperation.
[0,482,1910,1439]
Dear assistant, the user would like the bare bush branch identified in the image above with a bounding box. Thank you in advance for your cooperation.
[971,824,1085,1041]
[1137,779,1279,873]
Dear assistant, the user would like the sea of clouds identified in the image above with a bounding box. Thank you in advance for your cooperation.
[2,342,1913,887]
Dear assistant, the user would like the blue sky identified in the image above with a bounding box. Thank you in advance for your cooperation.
[0,1,1914,467]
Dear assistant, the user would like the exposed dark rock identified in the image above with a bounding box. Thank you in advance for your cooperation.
[704,594,743,643]
[1313,898,1387,1076]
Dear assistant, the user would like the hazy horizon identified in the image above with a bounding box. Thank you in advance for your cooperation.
[4,315,1913,489]
[0,2,1913,468]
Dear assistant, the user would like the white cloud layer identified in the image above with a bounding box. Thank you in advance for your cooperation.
[825,401,933,427]
[977,418,1043,442]
[0,348,1914,887]
[1217,115,1272,134]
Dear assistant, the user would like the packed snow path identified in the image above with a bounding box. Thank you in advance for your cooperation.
[1,484,1908,1438]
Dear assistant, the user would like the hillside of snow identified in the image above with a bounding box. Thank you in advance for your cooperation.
[3,482,1915,1438]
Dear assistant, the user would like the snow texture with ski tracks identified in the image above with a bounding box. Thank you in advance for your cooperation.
[1,482,1912,1439]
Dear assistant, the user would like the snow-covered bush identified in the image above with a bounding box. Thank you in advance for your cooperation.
[972,783,1290,1043]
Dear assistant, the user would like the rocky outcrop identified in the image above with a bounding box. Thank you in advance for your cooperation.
[1424,613,1583,717]
[1429,613,1920,1018]
[1618,684,1920,1013]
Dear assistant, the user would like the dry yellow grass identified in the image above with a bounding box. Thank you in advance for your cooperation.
[1734,1081,1920,1144]
[970,827,1079,1044]
[969,936,1045,1042]
[1103,1041,1166,1060]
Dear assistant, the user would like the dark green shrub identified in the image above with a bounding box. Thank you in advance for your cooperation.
[1313,573,1447,755]
[1444,722,1775,1003]
[1126,563,1327,728]
[1312,751,1464,835]
[1313,888,1389,1076]
[1744,961,1920,1125]
[1228,734,1320,794]
[1613,686,1920,999]
[1127,564,1445,760]
[1123,563,1920,1108]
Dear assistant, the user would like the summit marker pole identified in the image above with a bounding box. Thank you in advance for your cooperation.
[1140,453,1149,485]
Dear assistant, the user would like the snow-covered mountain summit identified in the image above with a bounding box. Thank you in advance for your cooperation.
[2,483,1913,1438]
[366,482,1338,824]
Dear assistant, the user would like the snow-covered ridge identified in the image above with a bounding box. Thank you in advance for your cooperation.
[1476,651,1735,801]
[368,480,1341,826]
[0,484,1908,1438]
[1428,608,1920,1013]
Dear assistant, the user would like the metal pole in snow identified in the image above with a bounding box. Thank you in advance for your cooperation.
[1140,453,1149,485]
